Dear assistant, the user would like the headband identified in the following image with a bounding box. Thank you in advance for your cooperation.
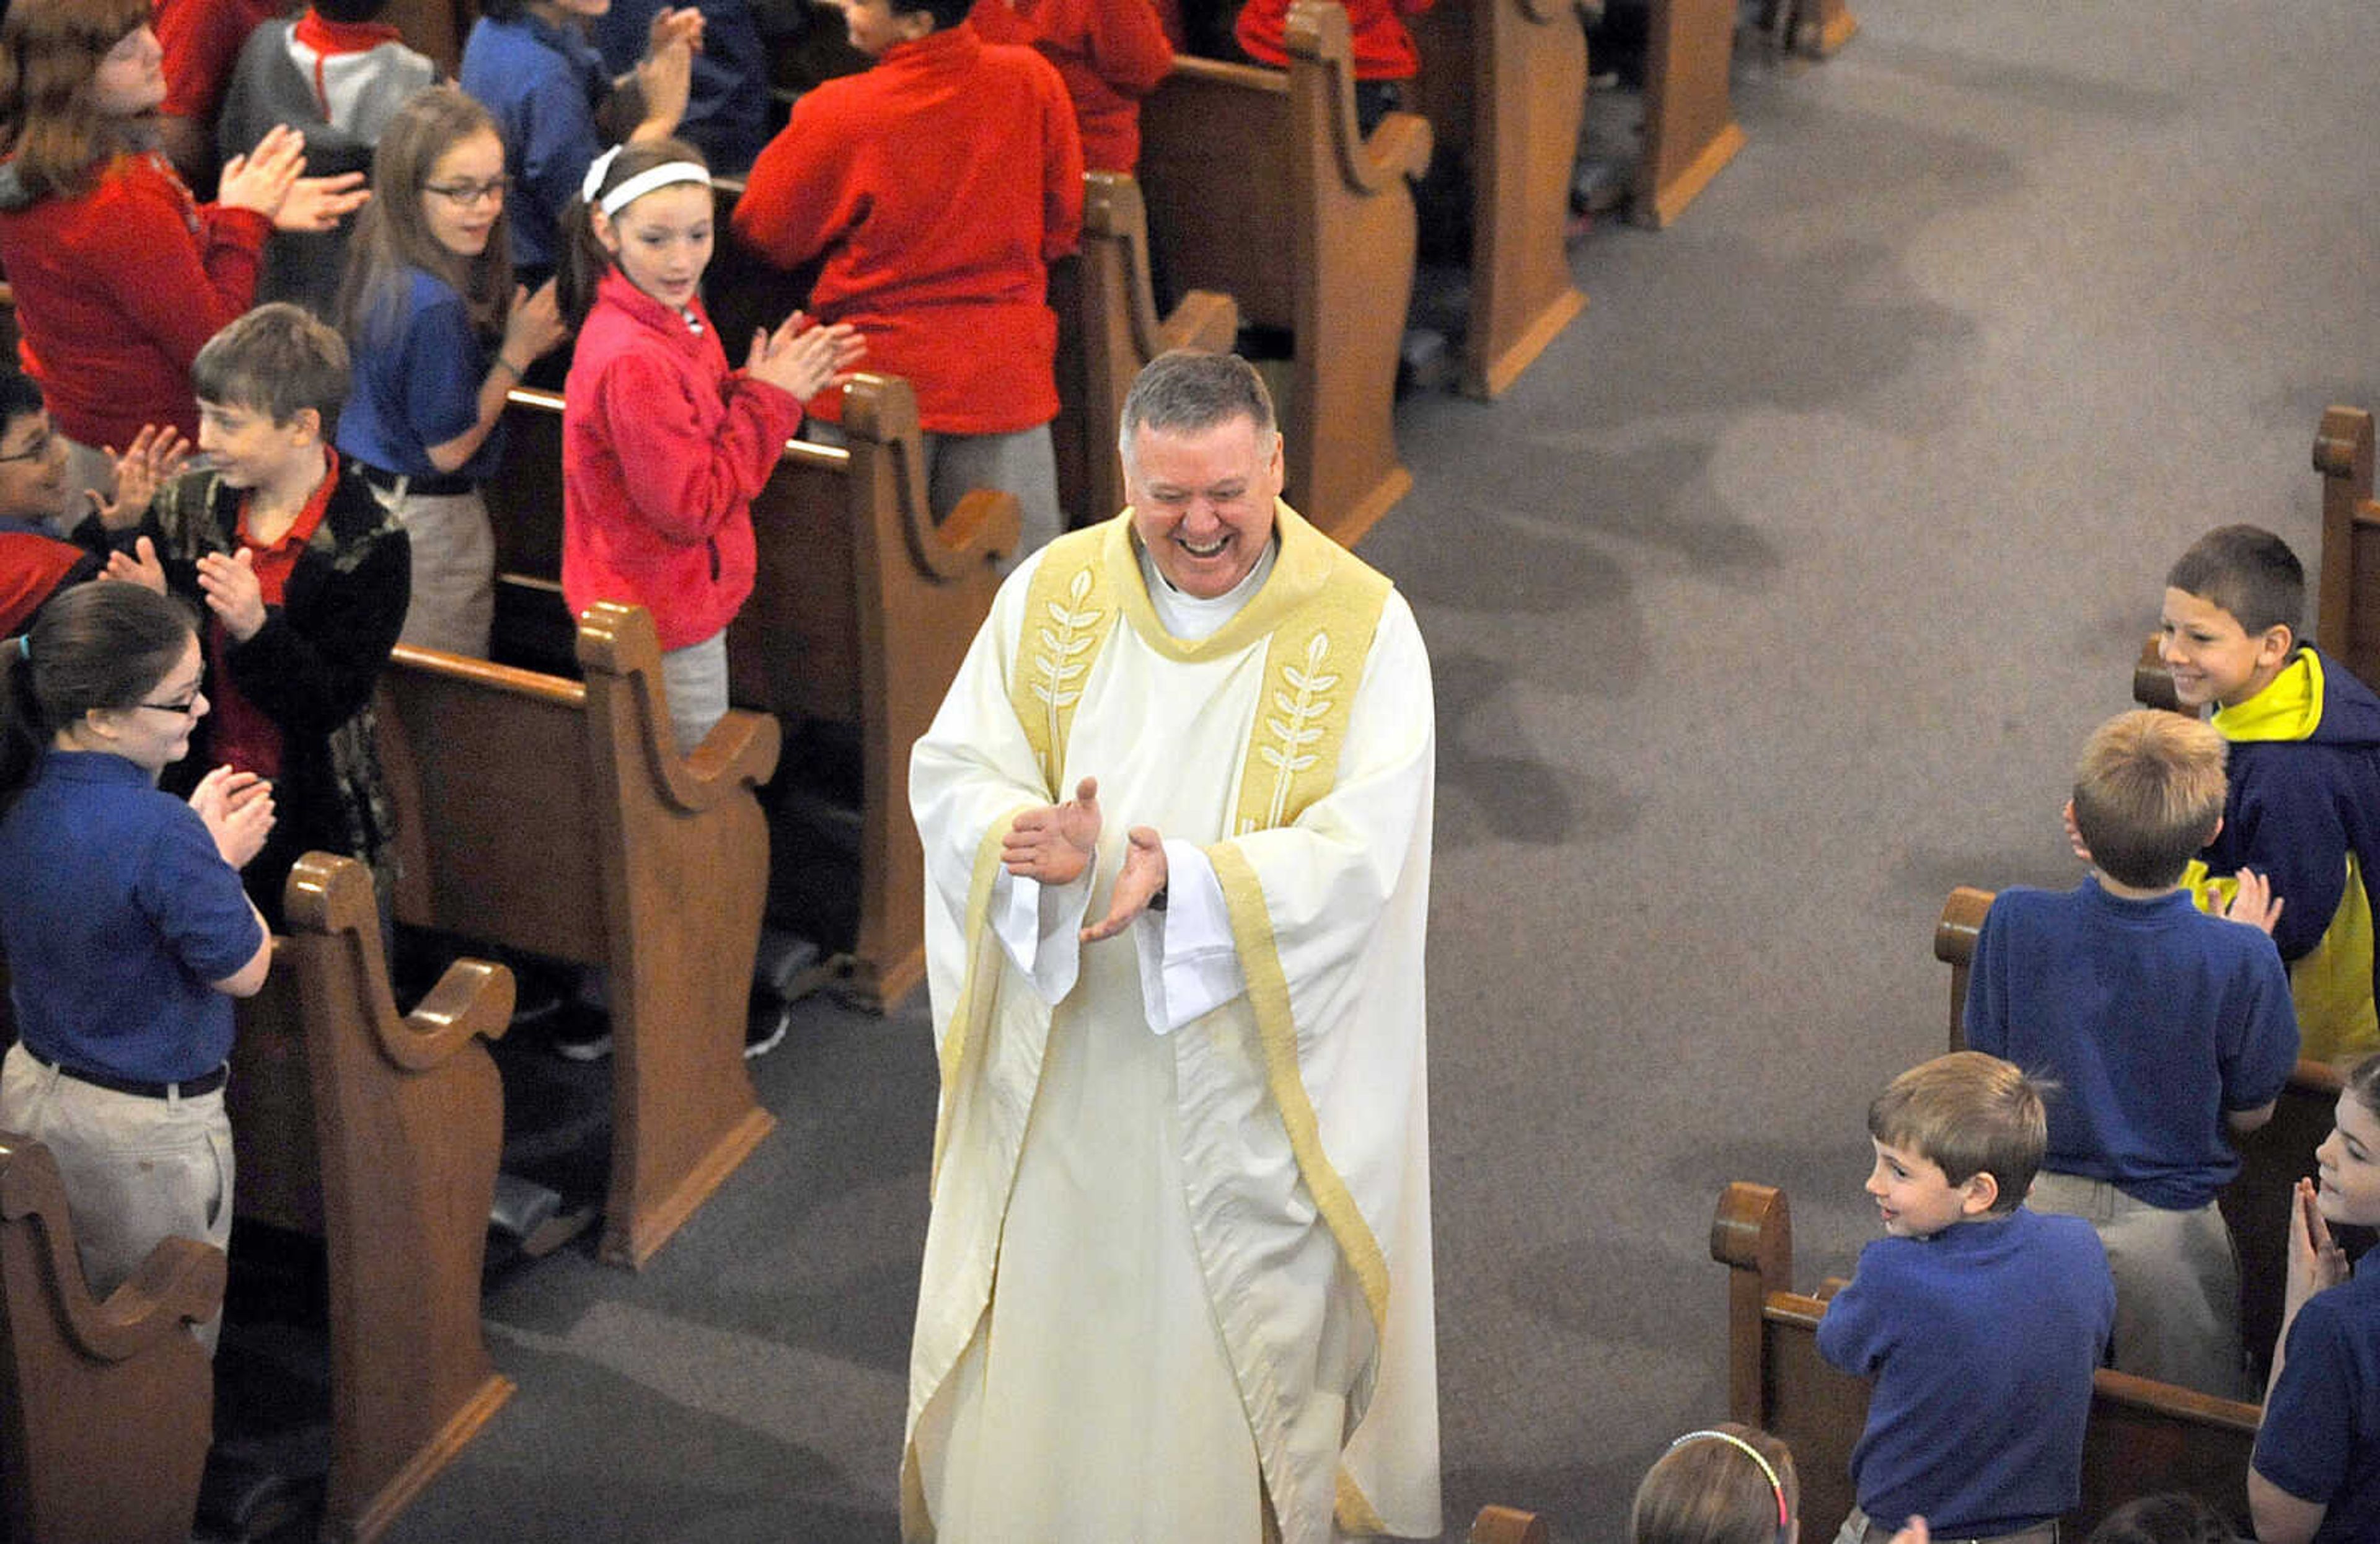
[1666,1430,1789,1535]
[582,145,710,218]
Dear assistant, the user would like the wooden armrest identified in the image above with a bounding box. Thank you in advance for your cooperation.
[2134,633,2181,713]
[284,851,514,1072]
[0,1138,226,1361]
[839,374,1022,580]
[941,487,1025,567]
[1163,289,1241,354]
[1468,1504,1548,1544]
[1710,1181,1790,1290]
[2091,1367,2261,1431]
[1285,1,1434,191]
[2315,405,2372,480]
[1815,1275,1849,1302]
[1934,886,1991,968]
[576,601,785,808]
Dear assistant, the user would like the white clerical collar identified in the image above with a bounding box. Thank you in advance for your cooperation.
[1139,535,1279,640]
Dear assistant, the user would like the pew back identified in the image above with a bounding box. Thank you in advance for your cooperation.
[2315,406,2380,690]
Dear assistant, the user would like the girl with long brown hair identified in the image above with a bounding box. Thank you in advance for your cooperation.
[335,84,568,656]
[0,0,367,520]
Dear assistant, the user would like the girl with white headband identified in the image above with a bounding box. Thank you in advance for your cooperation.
[557,138,862,757]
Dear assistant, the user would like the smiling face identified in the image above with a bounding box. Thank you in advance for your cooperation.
[84,633,206,777]
[87,23,165,118]
[420,129,507,259]
[1125,414,1283,601]
[594,183,713,314]
[196,397,317,493]
[2314,1093,2380,1229]
[2159,586,2292,711]
[0,408,68,523]
[1864,1136,1993,1239]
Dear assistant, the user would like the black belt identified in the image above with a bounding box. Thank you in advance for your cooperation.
[353,459,475,498]
[29,1049,227,1100]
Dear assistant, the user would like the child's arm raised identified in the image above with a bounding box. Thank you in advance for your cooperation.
[425,283,571,475]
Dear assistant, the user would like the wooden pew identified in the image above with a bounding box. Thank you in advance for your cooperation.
[377,602,783,1266]
[1712,1181,2262,1538]
[1934,884,2342,1388]
[481,376,1017,1013]
[1632,0,1748,229]
[1051,171,1241,527]
[0,1132,224,1544]
[270,853,515,1543]
[1137,1,1433,545]
[2314,405,2380,690]
[1406,0,1589,399]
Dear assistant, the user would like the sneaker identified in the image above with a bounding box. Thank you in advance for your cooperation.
[746,994,793,1060]
[550,1009,612,1062]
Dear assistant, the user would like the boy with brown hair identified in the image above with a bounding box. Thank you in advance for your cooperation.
[2158,523,2380,1061]
[1816,1052,2115,1544]
[109,302,409,925]
[1968,709,2298,1397]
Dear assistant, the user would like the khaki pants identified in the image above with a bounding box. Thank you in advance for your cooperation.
[2027,1170,2246,1399]
[372,480,496,659]
[0,1043,232,1351]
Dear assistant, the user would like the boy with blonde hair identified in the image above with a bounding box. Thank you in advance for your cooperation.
[1817,1052,2115,1544]
[2159,524,2380,1060]
[1969,709,2298,1397]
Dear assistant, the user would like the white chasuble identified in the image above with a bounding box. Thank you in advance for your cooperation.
[904,504,1439,1544]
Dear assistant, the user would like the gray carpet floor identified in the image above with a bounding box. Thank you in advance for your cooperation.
[382,2,2380,1537]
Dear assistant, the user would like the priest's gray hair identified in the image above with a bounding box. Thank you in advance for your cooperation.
[1117,350,1278,469]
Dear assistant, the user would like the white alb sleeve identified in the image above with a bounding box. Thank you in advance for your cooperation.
[1133,839,1246,1034]
[990,858,1099,1005]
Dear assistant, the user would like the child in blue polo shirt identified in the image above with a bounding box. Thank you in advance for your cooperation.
[1967,708,2299,1398]
[2250,1052,2380,1544]
[0,583,272,1349]
[1817,1052,2115,1544]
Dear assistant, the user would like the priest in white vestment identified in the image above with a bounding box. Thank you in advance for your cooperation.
[902,351,1439,1543]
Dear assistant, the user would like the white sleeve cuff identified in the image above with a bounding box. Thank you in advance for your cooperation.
[1134,839,1246,1035]
[992,855,1098,1006]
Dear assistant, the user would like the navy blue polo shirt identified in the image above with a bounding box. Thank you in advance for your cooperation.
[0,751,263,1083]
[2257,1256,2380,1542]
[340,269,505,485]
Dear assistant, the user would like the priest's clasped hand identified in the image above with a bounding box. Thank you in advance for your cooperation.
[1002,775,1171,942]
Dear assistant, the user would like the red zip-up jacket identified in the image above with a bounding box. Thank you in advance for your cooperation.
[969,0,1173,172]
[562,270,805,652]
[731,24,1083,433]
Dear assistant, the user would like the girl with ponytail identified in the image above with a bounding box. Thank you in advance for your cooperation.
[0,581,273,1349]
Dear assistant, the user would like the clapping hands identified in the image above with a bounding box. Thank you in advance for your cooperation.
[218,124,369,232]
[744,310,865,401]
[188,765,275,870]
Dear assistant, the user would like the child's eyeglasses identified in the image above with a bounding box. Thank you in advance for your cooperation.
[423,177,511,208]
[136,692,203,715]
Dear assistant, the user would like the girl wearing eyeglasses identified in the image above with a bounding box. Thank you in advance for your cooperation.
[0,582,272,1349]
[337,86,570,658]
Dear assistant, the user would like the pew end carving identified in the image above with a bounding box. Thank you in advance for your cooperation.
[0,1132,223,1544]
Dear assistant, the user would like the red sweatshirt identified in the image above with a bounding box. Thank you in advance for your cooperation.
[159,0,287,123]
[1235,0,1432,78]
[969,0,1173,173]
[562,269,806,652]
[731,24,1084,434]
[0,152,270,448]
